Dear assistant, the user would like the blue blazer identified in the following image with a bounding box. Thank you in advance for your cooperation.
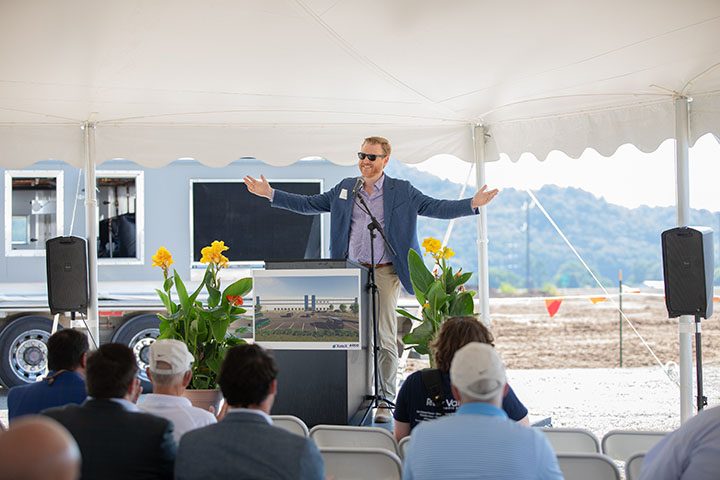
[176,412,324,480]
[272,175,477,293]
[8,370,87,422]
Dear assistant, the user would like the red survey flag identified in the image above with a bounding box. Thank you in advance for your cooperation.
[545,298,563,318]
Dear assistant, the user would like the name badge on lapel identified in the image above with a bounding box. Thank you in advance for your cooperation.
[339,189,348,200]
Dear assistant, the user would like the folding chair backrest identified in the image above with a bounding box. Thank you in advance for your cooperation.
[601,430,666,462]
[398,436,410,459]
[625,452,645,480]
[320,447,402,480]
[271,415,309,437]
[557,453,621,480]
[540,427,600,453]
[310,425,399,455]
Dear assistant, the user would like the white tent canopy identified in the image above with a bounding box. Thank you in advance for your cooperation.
[2,0,719,423]
[1,0,719,167]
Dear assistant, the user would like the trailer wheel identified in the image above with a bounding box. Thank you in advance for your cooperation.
[111,314,160,392]
[0,316,55,388]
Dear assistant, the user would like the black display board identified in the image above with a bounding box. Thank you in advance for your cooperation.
[191,181,322,262]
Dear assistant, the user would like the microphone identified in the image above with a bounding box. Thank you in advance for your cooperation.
[351,177,364,197]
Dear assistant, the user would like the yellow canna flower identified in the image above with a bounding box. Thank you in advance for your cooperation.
[421,237,441,254]
[441,247,455,260]
[200,246,214,264]
[209,240,229,254]
[200,241,230,267]
[152,246,174,271]
[422,302,430,309]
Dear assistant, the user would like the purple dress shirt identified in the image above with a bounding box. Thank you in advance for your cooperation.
[348,175,388,265]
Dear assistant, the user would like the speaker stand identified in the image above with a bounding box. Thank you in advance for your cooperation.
[695,315,707,412]
[51,313,61,334]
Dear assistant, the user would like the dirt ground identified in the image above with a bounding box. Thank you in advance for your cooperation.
[400,293,720,440]
[487,293,720,370]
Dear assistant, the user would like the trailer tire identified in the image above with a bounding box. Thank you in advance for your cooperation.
[0,316,55,388]
[111,314,160,392]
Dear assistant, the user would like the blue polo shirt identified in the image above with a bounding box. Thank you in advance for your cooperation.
[7,370,87,423]
[403,403,563,480]
[393,369,528,429]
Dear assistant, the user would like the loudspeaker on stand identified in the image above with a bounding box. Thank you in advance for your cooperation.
[46,236,89,315]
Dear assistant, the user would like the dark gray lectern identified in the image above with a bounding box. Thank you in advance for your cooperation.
[265,259,371,427]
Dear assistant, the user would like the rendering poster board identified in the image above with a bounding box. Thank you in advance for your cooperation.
[253,268,362,350]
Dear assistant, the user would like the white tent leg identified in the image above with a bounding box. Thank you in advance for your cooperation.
[83,122,100,346]
[674,97,693,423]
[473,125,491,324]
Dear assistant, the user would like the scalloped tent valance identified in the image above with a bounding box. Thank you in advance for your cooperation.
[0,0,719,168]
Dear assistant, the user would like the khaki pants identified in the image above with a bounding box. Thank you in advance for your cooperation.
[372,265,401,402]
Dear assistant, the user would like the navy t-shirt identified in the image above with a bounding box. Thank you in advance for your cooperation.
[393,369,528,429]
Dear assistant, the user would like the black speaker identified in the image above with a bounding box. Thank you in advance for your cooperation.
[46,236,89,314]
[661,227,714,319]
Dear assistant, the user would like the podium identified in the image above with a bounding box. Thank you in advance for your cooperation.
[265,259,371,427]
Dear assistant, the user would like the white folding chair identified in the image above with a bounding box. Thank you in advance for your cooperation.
[270,415,309,437]
[625,452,645,480]
[541,427,601,453]
[320,447,402,480]
[601,430,667,462]
[398,436,410,459]
[309,425,399,455]
[557,453,621,480]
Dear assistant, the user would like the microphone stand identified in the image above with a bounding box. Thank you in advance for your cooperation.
[354,188,397,425]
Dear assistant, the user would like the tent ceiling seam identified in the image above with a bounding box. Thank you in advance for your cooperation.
[438,14,720,105]
[477,94,673,125]
[0,106,82,123]
[682,61,720,95]
[95,108,466,125]
[293,0,468,122]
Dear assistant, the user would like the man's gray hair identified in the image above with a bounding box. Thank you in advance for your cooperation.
[151,370,187,387]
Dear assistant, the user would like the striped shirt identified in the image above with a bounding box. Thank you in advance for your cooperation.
[402,402,563,480]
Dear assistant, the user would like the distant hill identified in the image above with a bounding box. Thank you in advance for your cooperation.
[384,161,719,290]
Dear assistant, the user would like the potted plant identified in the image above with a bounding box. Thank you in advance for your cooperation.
[152,241,252,408]
[397,237,475,363]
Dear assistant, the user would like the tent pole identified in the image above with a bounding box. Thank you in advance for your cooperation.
[83,122,100,346]
[473,125,491,325]
[674,96,693,423]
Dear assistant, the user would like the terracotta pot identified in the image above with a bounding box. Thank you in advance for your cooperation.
[183,389,223,413]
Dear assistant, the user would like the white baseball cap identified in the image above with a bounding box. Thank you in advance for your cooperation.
[450,342,506,401]
[148,339,194,375]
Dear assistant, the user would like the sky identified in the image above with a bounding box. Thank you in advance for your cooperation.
[254,272,360,299]
[407,133,720,212]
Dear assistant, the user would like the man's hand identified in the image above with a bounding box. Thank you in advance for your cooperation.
[471,184,499,209]
[243,174,273,200]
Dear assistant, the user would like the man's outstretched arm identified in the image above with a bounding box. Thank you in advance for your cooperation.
[471,184,499,209]
[243,175,274,200]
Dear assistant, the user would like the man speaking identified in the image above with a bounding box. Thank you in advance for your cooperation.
[244,136,498,422]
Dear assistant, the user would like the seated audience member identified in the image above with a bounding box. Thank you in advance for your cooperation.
[8,328,88,422]
[639,405,720,480]
[402,343,562,480]
[0,415,81,480]
[138,339,216,442]
[176,344,324,480]
[394,316,528,441]
[43,343,176,480]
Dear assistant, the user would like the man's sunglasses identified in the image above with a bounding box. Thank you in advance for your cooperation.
[357,152,387,161]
